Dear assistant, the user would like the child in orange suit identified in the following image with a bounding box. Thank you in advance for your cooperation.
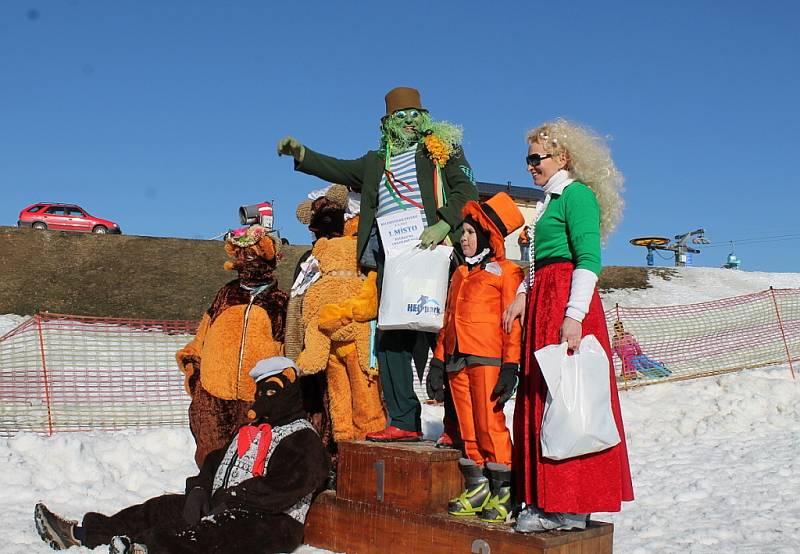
[430,192,524,523]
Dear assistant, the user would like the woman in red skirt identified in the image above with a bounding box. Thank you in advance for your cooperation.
[502,119,634,532]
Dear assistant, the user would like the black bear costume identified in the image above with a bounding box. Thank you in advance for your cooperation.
[34,356,328,554]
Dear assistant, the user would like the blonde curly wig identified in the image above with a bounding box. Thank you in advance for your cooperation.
[527,119,624,241]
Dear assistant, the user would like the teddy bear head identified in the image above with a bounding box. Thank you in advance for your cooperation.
[223,225,279,286]
[296,184,350,240]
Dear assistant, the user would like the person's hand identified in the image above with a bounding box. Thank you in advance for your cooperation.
[502,293,526,334]
[560,316,582,351]
[492,363,518,406]
[276,136,305,161]
[426,358,445,403]
[419,220,451,249]
[182,487,209,525]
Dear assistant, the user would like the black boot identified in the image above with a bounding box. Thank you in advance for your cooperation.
[448,458,490,516]
[479,462,512,523]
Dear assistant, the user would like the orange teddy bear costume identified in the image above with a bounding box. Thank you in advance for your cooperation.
[296,216,387,442]
[176,226,287,467]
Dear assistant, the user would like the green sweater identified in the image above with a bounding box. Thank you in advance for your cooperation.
[534,181,602,276]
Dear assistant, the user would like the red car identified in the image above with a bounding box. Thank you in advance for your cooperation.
[17,203,121,234]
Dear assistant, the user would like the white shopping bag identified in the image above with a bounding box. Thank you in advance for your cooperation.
[535,334,620,460]
[378,243,453,332]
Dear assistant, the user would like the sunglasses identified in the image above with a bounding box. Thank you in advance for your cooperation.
[526,153,553,167]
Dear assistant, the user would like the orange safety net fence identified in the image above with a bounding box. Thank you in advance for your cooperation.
[0,313,197,436]
[1,288,797,436]
[606,288,799,388]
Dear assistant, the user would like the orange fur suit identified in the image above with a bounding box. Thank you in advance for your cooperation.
[176,226,287,467]
[296,217,386,442]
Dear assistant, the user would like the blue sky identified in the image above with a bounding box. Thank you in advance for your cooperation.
[2,1,799,272]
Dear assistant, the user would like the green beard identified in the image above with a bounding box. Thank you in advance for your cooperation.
[379,111,431,153]
[379,112,464,158]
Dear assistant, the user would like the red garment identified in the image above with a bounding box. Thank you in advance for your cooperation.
[513,262,634,513]
[236,423,272,477]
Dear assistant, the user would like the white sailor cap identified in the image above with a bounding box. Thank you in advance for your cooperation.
[249,356,299,383]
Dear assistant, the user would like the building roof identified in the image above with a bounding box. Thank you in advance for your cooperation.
[476,181,544,202]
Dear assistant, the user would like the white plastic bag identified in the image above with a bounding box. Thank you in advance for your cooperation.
[535,334,620,460]
[378,243,453,332]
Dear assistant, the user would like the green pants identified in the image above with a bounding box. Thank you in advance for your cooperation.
[376,329,421,432]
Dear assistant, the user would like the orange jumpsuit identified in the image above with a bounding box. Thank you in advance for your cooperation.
[433,260,523,467]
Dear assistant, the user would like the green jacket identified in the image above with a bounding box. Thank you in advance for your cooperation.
[535,181,602,276]
[295,144,479,267]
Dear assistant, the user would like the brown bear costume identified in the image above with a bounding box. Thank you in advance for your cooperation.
[34,357,328,554]
[176,226,288,468]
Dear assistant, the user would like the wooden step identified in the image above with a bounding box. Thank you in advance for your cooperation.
[305,490,614,554]
[336,440,463,514]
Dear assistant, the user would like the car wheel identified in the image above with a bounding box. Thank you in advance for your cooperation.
[32,222,47,230]
[92,225,108,234]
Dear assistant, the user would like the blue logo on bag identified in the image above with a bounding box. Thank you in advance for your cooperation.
[407,295,442,316]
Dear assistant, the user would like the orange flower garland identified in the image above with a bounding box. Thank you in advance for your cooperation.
[424,133,453,167]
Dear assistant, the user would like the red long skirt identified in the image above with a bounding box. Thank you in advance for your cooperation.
[513,262,634,513]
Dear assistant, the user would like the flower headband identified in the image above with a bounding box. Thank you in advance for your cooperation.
[224,224,269,248]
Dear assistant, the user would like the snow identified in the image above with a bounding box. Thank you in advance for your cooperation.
[2,267,799,553]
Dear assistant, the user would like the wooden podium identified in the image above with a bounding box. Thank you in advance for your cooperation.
[305,440,614,554]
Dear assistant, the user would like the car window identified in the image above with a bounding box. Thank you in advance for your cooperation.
[67,208,84,216]
[27,205,45,213]
[44,207,66,215]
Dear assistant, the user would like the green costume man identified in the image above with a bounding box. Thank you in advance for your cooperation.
[277,86,478,441]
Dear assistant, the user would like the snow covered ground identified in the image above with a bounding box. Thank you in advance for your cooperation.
[1,267,799,553]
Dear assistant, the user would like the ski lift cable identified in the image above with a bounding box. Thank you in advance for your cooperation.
[702,234,800,248]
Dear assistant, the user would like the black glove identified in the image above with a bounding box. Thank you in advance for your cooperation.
[182,487,210,525]
[492,363,518,406]
[426,358,445,403]
[207,502,230,518]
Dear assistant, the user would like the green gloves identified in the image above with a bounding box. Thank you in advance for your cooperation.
[276,136,305,162]
[419,220,451,249]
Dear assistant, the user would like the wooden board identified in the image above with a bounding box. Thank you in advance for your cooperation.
[305,490,614,554]
[336,440,463,514]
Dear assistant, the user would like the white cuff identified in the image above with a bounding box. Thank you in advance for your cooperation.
[565,268,598,322]
[516,278,528,296]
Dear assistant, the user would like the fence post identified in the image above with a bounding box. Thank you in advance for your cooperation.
[35,314,55,435]
[769,287,796,380]
[613,303,629,390]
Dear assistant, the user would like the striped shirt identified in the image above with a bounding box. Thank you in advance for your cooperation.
[376,147,428,225]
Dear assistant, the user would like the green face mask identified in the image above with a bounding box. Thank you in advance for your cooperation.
[381,109,432,152]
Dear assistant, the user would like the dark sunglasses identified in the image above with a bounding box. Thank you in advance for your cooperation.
[526,153,553,167]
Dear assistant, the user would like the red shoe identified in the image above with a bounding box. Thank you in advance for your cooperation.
[365,425,422,442]
[437,417,463,449]
[435,431,458,449]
